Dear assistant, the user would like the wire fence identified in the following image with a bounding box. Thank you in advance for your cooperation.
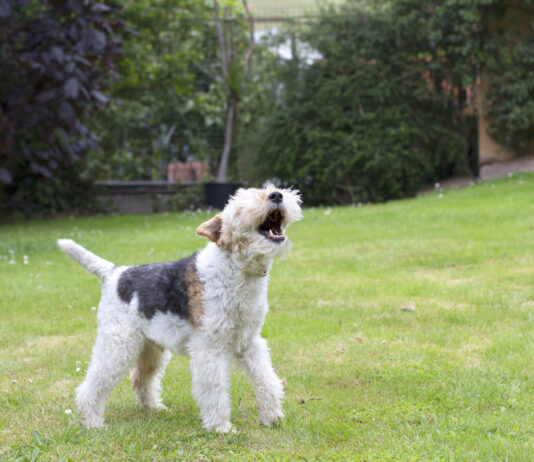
[95,2,478,184]
[93,4,324,182]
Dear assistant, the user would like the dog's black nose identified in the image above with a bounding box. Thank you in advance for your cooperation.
[268,191,283,204]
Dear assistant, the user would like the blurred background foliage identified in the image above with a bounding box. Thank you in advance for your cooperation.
[251,0,484,204]
[0,0,123,213]
[1,0,533,213]
[87,0,223,182]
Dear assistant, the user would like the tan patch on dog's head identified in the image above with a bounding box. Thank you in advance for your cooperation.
[185,261,204,328]
[258,189,269,201]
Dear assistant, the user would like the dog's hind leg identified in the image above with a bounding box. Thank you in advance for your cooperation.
[131,340,171,410]
[76,327,144,428]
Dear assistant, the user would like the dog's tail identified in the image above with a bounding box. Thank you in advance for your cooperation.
[57,239,115,281]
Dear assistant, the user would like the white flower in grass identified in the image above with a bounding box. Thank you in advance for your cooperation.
[91,306,97,311]
[65,409,72,415]
[8,260,15,265]
[23,255,29,264]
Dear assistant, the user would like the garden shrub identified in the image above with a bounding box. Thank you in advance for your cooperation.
[484,22,534,149]
[87,0,226,182]
[0,0,122,215]
[251,0,530,205]
[2,0,533,213]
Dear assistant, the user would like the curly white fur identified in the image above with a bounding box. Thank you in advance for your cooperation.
[58,186,302,432]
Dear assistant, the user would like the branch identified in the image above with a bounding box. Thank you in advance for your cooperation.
[241,0,255,88]
[212,0,229,87]
[502,3,534,15]
[120,0,135,15]
[195,63,219,83]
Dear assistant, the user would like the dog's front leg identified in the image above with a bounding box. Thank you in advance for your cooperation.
[189,338,232,433]
[240,335,284,427]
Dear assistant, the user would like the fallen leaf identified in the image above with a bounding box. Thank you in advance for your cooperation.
[400,305,416,312]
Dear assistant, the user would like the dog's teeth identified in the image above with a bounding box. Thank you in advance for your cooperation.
[268,229,274,238]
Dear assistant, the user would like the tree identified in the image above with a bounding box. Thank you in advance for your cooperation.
[252,0,483,204]
[211,0,254,182]
[88,0,223,181]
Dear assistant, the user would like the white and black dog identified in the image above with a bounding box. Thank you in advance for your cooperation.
[58,185,302,432]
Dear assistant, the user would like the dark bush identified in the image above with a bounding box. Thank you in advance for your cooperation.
[253,1,484,205]
[0,0,122,214]
[485,27,534,149]
[87,0,223,182]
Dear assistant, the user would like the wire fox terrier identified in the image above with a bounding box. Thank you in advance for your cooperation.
[57,185,302,432]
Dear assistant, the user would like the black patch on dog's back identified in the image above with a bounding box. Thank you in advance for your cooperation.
[117,253,197,320]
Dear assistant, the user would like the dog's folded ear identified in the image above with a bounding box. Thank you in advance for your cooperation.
[196,214,223,244]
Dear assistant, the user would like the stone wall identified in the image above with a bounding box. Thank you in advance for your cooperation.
[95,181,203,214]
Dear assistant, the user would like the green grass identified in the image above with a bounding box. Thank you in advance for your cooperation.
[1,174,534,461]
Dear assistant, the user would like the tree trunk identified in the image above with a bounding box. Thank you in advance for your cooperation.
[216,99,235,182]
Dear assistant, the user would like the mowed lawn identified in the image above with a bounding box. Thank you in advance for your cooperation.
[1,174,534,461]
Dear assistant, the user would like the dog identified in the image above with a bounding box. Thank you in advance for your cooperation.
[57,185,302,432]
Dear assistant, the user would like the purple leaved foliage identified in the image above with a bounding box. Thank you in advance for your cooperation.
[0,0,123,213]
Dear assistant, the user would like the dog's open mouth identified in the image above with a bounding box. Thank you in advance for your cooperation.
[259,210,285,243]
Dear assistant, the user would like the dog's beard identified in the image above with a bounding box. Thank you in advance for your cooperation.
[226,230,292,275]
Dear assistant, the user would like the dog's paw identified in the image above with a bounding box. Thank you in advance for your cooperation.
[205,421,234,433]
[83,417,106,429]
[144,400,168,411]
[259,409,284,427]
[152,403,169,412]
[138,399,168,411]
